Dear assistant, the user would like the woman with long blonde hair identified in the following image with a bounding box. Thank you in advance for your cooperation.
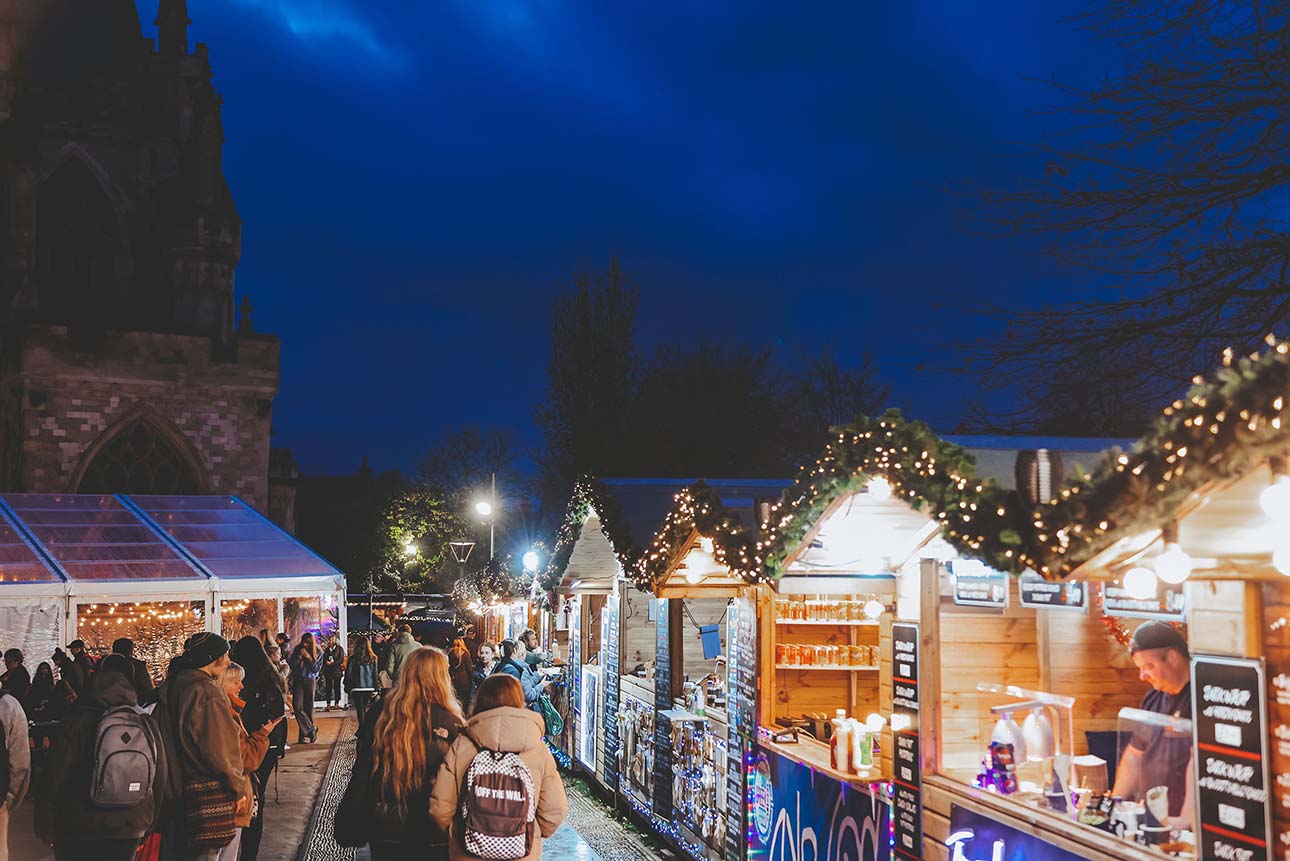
[363,647,464,860]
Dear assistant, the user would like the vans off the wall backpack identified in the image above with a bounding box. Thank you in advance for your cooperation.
[459,740,536,860]
[90,704,158,808]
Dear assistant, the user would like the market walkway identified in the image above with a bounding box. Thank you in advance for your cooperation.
[302,711,672,861]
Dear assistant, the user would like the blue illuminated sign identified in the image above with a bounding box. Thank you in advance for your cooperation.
[747,748,889,861]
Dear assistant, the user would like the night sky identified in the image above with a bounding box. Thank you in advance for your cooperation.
[146,2,1113,475]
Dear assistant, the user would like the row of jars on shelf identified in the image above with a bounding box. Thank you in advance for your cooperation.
[774,597,878,622]
[775,642,879,667]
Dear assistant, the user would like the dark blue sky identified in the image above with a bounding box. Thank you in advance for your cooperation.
[147,2,1110,475]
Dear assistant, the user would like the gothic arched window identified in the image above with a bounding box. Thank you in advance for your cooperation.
[78,420,203,495]
[36,158,122,327]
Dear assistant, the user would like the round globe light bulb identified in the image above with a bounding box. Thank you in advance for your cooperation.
[865,713,886,733]
[862,599,885,620]
[1123,567,1158,600]
[866,476,892,502]
[522,550,540,572]
[1261,476,1290,522]
[1153,542,1192,585]
[475,500,493,517]
[403,541,417,557]
[1274,543,1290,577]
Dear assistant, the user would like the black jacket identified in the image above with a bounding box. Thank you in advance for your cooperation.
[358,699,464,847]
[34,672,168,843]
[1,665,30,700]
[124,655,155,706]
[56,660,86,695]
[22,678,63,723]
[240,668,288,758]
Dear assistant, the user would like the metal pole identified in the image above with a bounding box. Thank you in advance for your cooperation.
[490,472,496,560]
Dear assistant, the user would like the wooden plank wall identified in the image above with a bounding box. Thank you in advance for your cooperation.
[677,597,729,684]
[773,619,881,726]
[938,576,1041,771]
[620,586,655,673]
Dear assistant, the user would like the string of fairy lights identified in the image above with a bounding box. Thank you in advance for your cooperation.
[635,482,761,589]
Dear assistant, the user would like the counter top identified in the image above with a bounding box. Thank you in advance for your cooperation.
[757,728,888,791]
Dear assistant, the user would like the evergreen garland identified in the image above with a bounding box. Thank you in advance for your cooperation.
[1016,339,1290,580]
[537,477,641,606]
[758,410,1024,580]
[634,481,762,589]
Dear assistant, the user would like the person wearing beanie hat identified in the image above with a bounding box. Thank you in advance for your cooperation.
[154,631,252,860]
[1110,620,1194,823]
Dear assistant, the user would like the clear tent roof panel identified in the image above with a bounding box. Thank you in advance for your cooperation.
[2,494,203,581]
[0,503,60,583]
[131,495,340,580]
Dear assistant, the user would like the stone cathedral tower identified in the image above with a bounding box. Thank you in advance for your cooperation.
[0,0,284,513]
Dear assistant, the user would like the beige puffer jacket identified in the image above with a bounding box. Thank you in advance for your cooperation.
[429,706,568,861]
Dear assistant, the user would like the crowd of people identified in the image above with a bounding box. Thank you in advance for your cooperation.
[0,623,568,861]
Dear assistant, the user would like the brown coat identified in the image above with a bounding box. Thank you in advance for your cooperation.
[168,667,252,803]
[429,707,568,861]
[229,696,271,827]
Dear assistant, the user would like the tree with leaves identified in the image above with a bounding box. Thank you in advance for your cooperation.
[978,0,1290,423]
[373,484,471,593]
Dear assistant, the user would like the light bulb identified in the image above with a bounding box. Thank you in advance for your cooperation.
[865,713,886,732]
[1275,543,1290,577]
[862,600,884,620]
[1123,567,1158,600]
[1153,542,1192,585]
[866,476,892,502]
[1261,476,1290,522]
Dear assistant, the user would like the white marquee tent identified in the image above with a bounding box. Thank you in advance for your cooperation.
[0,493,346,681]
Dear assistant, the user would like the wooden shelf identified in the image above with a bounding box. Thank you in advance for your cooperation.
[775,619,880,626]
[757,731,889,790]
[775,664,879,671]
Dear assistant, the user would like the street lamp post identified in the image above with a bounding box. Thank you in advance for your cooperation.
[474,472,497,561]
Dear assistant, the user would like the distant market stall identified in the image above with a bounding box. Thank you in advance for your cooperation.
[0,493,346,682]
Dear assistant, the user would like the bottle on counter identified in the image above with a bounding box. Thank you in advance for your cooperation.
[831,709,852,772]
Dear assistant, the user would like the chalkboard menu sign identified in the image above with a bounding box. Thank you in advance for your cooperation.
[1260,582,1290,860]
[1191,654,1271,861]
[1101,581,1186,621]
[950,560,1009,609]
[725,596,756,861]
[603,591,621,793]
[891,622,921,861]
[570,596,582,752]
[1019,571,1088,611]
[653,597,674,819]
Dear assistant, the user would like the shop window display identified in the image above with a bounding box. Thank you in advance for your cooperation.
[221,597,278,643]
[286,595,338,644]
[76,600,206,682]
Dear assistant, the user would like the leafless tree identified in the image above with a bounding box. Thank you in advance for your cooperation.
[976,0,1290,411]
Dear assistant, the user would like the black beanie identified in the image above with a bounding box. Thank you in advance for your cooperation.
[1129,620,1189,656]
[184,632,230,668]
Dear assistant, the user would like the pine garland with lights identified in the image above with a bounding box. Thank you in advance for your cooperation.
[634,481,761,589]
[758,410,1025,580]
[538,477,641,605]
[1014,338,1290,580]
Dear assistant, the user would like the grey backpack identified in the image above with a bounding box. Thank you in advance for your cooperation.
[90,704,158,808]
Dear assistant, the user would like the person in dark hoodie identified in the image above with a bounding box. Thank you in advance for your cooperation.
[356,648,464,861]
[34,656,166,861]
[112,638,156,707]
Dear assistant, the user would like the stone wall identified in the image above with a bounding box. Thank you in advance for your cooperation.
[0,324,279,511]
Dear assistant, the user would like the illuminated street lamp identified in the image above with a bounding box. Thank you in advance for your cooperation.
[475,473,497,561]
[522,549,540,573]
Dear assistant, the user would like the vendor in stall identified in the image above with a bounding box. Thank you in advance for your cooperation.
[1110,621,1194,821]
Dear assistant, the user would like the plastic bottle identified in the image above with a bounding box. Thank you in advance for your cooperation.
[831,709,852,772]
[850,719,873,771]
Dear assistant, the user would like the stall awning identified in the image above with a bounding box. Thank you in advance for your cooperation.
[0,494,342,588]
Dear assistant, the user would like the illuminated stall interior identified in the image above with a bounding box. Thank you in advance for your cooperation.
[913,343,1290,861]
[0,494,345,684]
[633,479,787,859]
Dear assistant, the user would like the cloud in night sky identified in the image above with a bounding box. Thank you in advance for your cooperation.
[132,1,1109,474]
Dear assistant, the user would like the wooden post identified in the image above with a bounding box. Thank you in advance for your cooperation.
[919,558,942,776]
